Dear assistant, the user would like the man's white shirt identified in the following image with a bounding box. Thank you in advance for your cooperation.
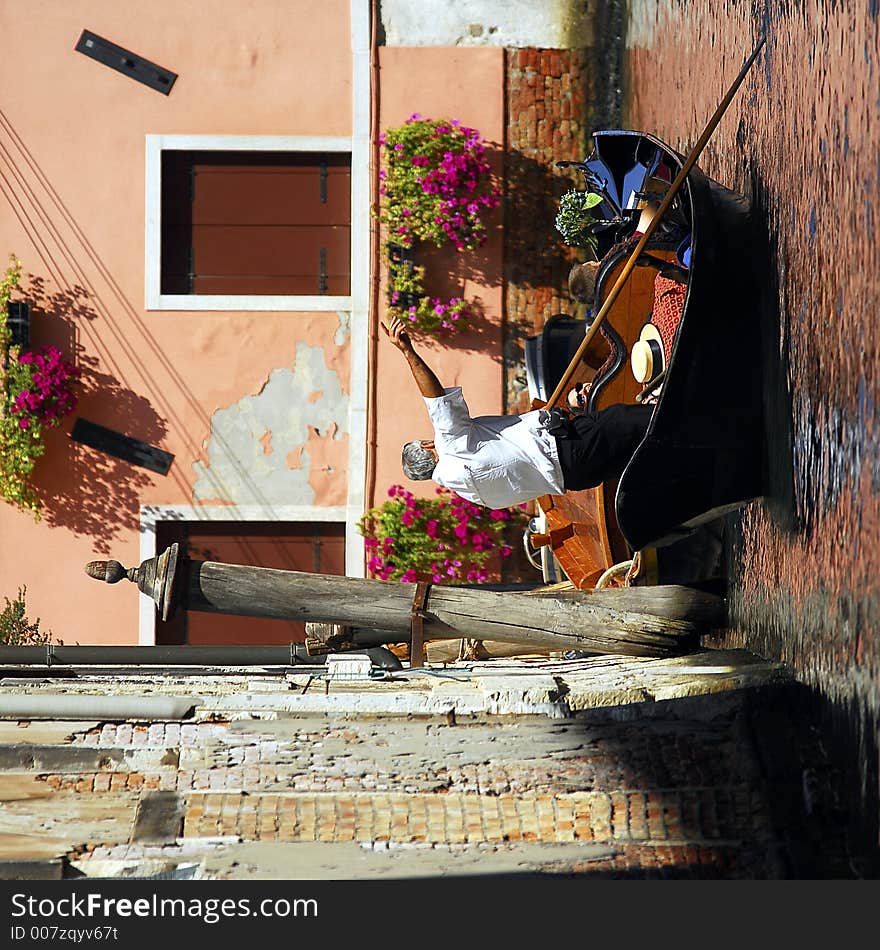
[424,387,565,509]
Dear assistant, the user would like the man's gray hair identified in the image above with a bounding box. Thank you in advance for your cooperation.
[401,440,437,480]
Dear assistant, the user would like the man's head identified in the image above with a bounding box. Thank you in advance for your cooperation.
[566,381,592,414]
[401,439,438,481]
[568,260,601,305]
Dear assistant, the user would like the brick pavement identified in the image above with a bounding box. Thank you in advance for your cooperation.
[180,787,757,847]
[19,679,848,878]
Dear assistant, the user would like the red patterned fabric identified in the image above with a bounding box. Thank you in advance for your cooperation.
[649,273,686,363]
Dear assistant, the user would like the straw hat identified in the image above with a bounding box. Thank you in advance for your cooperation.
[630,323,665,384]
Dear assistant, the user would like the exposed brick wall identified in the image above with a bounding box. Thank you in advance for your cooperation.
[44,686,855,877]
[181,786,763,849]
[503,48,594,413]
[20,677,868,878]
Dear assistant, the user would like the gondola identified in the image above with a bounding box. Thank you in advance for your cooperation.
[524,129,764,588]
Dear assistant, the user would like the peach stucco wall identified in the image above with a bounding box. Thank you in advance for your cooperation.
[0,1,354,643]
[371,47,505,508]
[0,5,507,645]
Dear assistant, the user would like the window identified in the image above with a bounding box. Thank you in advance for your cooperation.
[161,151,351,296]
[145,136,355,310]
[154,520,346,646]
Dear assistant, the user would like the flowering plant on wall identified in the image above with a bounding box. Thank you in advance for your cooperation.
[380,115,500,251]
[386,258,471,335]
[0,255,80,518]
[379,115,501,336]
[358,484,525,585]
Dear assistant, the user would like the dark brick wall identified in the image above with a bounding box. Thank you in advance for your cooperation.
[503,48,594,413]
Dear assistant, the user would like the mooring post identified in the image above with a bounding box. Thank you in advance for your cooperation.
[85,544,724,658]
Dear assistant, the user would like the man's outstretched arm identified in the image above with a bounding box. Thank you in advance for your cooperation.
[382,316,446,399]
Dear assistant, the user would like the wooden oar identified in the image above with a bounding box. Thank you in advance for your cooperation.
[542,31,767,411]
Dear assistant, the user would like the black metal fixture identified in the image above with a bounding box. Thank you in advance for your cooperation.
[6,301,30,349]
[71,418,174,475]
[386,242,422,309]
[75,30,177,95]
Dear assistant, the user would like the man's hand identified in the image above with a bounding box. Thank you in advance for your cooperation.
[381,315,414,353]
[380,315,445,398]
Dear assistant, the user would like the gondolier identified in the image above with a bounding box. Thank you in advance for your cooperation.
[383,315,652,510]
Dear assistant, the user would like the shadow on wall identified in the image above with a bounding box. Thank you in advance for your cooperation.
[400,287,499,360]
[22,278,167,554]
[504,145,586,296]
[747,161,796,535]
[568,684,875,878]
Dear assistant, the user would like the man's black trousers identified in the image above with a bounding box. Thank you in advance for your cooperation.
[553,403,654,491]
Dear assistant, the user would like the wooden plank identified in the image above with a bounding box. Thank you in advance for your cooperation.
[187,560,723,657]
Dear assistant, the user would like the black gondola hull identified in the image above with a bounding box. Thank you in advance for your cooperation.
[615,167,764,550]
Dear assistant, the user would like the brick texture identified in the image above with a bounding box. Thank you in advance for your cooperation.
[504,48,595,413]
[36,682,863,878]
[181,787,757,846]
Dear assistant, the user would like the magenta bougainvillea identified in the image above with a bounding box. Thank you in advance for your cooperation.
[379,115,501,252]
[1,255,80,517]
[380,115,501,337]
[11,346,79,428]
[358,484,526,585]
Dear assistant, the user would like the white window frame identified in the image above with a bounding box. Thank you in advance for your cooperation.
[145,134,355,311]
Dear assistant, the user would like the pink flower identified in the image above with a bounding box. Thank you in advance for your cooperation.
[470,531,491,551]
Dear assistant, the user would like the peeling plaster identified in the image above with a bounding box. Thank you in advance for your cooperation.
[192,343,349,506]
[335,311,350,347]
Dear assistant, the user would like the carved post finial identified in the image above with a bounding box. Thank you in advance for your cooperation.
[83,543,182,622]
[84,559,135,585]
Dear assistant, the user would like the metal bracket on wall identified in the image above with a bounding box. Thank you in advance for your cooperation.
[71,418,174,475]
[75,30,178,95]
[6,302,30,350]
